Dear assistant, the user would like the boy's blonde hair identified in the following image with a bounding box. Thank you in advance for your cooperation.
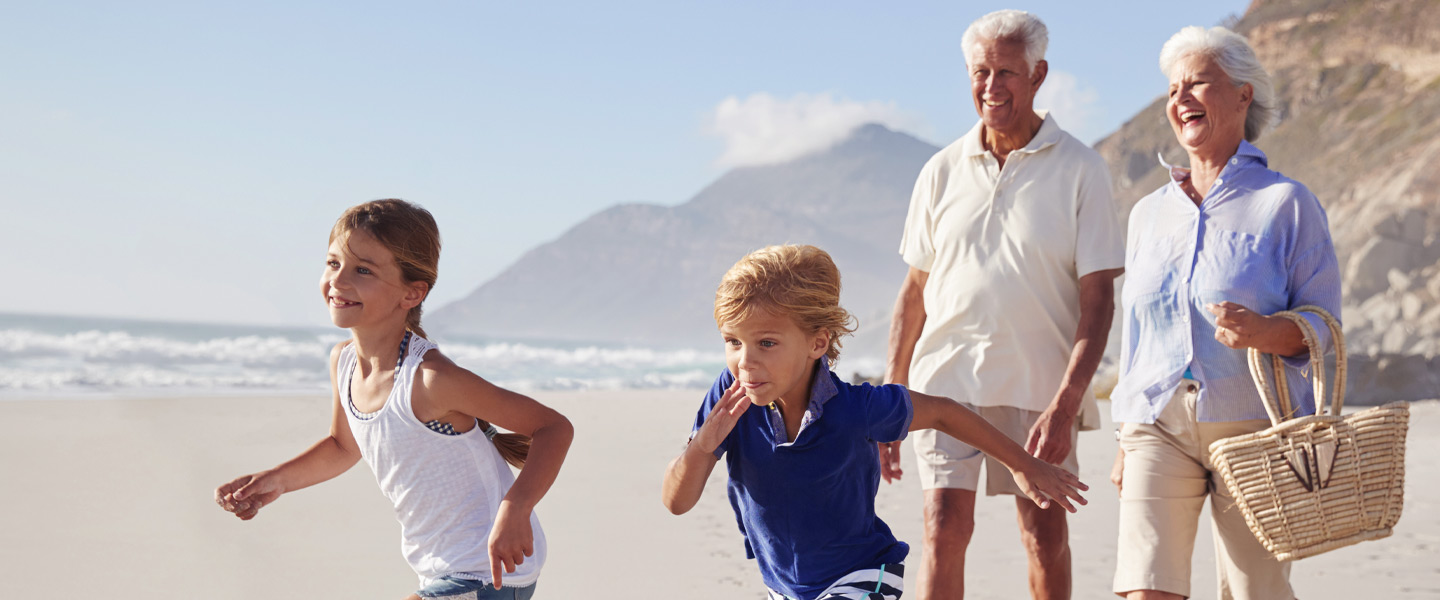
[714,244,856,361]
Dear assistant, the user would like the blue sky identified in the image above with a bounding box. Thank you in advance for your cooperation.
[1,1,1248,328]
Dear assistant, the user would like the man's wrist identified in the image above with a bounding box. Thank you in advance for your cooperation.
[883,366,908,386]
[1051,382,1089,414]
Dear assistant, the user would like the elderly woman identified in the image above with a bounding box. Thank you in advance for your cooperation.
[1108,26,1341,600]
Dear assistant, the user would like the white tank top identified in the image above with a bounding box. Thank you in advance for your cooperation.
[339,336,545,588]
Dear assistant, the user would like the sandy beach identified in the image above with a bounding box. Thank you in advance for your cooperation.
[1,391,1435,599]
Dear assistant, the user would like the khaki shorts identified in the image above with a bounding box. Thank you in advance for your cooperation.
[1113,379,1294,600]
[911,403,1079,495]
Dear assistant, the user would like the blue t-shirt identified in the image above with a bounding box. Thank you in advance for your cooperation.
[690,359,914,600]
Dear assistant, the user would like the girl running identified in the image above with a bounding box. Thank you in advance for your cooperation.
[215,199,572,600]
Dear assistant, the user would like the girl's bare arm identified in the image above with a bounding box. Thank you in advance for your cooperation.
[417,351,573,588]
[215,341,363,519]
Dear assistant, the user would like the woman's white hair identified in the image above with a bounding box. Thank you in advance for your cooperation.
[1160,26,1279,141]
[962,9,1048,75]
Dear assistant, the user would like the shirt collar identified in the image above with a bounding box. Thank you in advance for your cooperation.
[809,357,839,406]
[794,357,839,425]
[961,110,1060,158]
[1157,139,1269,183]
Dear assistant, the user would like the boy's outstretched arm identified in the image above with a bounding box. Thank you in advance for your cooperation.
[908,391,1089,512]
[662,381,748,515]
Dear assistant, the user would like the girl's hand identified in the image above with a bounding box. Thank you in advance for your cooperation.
[690,380,750,455]
[487,500,535,590]
[1011,458,1089,513]
[214,471,285,520]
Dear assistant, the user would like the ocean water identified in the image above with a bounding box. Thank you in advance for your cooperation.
[0,313,725,397]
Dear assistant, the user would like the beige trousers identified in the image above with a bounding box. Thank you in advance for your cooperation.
[1113,380,1294,600]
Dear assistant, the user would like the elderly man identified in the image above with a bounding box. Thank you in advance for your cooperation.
[880,10,1124,600]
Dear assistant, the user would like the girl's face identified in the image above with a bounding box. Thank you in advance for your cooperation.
[319,229,425,331]
[720,308,829,407]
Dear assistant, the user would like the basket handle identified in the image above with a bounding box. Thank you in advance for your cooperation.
[1246,305,1345,425]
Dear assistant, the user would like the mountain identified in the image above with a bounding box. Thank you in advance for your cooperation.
[438,0,1440,402]
[430,124,940,355]
[1093,0,1440,402]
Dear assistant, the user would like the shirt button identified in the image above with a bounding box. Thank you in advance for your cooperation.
[1215,178,1223,186]
[1187,383,1198,393]
[1230,158,1238,165]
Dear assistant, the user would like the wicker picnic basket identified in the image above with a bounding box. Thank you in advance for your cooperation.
[1207,306,1408,562]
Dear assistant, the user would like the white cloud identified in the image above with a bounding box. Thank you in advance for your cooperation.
[705,92,926,167]
[1034,70,1105,144]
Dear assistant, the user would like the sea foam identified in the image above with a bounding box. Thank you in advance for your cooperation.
[0,325,723,395]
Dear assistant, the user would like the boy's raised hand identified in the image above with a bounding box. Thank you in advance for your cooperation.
[1011,458,1089,513]
[690,380,750,455]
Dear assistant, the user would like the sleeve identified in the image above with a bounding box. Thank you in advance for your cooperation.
[1074,152,1127,277]
[690,368,737,458]
[863,383,915,443]
[1116,202,1144,381]
[1279,188,1342,370]
[899,157,940,272]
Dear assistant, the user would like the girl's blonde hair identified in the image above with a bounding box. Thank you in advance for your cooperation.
[714,244,856,362]
[330,199,530,468]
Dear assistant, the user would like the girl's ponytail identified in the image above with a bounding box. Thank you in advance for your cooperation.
[478,419,531,468]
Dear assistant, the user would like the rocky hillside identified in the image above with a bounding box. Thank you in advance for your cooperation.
[429,124,938,352]
[1094,0,1440,402]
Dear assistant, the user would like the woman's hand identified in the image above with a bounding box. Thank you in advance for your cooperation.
[1110,446,1125,494]
[214,471,285,520]
[488,500,535,590]
[1011,457,1089,513]
[1206,301,1307,356]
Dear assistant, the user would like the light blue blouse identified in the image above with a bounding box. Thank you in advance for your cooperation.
[1111,141,1342,423]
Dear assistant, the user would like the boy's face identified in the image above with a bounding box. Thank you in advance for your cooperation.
[720,308,829,407]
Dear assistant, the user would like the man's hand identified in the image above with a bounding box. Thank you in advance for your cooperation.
[880,267,927,484]
[1025,392,1078,465]
[878,441,904,483]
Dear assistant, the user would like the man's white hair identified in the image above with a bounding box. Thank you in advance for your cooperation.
[961,9,1048,75]
[1160,26,1279,142]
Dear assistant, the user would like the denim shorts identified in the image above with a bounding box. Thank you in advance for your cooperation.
[416,576,537,600]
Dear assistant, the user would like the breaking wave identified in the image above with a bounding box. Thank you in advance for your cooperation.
[0,324,724,396]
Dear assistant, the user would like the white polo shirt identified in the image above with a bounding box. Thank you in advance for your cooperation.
[900,111,1123,419]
